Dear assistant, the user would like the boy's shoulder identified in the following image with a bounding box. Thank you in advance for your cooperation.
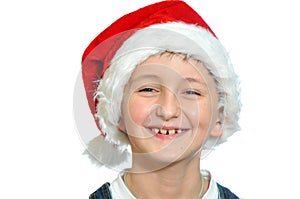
[89,182,112,199]
[89,182,240,199]
[217,183,240,199]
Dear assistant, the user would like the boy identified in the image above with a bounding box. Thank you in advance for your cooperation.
[81,1,241,198]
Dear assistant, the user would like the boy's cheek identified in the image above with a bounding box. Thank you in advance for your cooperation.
[127,99,150,125]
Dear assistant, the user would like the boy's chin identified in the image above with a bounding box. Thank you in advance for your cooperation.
[130,148,198,172]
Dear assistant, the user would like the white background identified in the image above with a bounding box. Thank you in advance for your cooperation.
[1,0,299,198]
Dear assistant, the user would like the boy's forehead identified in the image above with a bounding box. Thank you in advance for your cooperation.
[130,53,211,83]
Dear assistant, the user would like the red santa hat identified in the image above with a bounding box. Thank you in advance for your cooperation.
[81,0,240,169]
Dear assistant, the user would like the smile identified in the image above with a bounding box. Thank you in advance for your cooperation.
[151,128,183,135]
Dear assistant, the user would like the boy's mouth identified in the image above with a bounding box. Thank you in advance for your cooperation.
[151,128,183,135]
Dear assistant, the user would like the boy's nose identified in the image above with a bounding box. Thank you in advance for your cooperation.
[156,90,180,121]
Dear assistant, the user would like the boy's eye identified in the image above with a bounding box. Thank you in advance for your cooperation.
[137,87,159,97]
[184,90,201,96]
[138,88,157,92]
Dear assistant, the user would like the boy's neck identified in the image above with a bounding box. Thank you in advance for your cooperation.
[125,155,208,199]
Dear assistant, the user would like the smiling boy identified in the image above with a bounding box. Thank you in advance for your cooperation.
[81,1,241,198]
[119,52,222,173]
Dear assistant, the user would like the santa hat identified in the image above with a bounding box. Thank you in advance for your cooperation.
[81,0,241,169]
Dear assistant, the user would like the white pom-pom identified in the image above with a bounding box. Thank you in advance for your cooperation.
[84,135,131,171]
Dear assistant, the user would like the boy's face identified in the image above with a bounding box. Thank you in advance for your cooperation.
[118,53,222,170]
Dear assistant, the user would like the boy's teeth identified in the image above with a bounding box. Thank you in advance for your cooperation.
[153,128,159,134]
[151,128,181,135]
[168,129,175,135]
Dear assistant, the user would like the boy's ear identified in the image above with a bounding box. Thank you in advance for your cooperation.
[210,121,223,137]
[118,117,126,133]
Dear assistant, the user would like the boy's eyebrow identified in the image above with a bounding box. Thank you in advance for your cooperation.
[130,76,209,88]
[130,74,160,82]
[184,77,208,87]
